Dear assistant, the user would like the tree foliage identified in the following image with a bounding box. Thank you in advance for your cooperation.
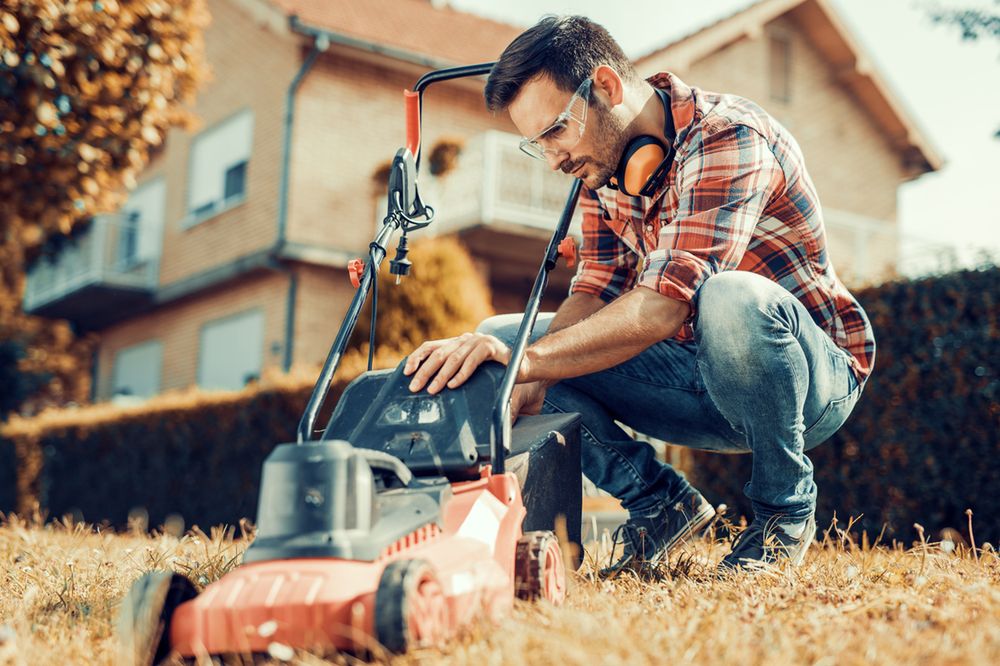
[923,0,1000,137]
[0,0,209,239]
[926,0,1000,42]
[359,236,495,355]
[0,0,210,418]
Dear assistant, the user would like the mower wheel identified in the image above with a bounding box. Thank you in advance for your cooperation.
[117,571,198,666]
[374,559,450,654]
[515,531,567,604]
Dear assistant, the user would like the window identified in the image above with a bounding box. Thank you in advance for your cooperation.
[111,340,163,400]
[198,309,264,391]
[186,110,254,225]
[224,161,247,200]
[116,177,166,269]
[769,33,792,103]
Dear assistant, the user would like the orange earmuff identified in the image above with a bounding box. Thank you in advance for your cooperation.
[611,137,667,196]
[608,88,676,197]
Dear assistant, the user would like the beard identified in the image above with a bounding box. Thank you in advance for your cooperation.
[562,99,632,190]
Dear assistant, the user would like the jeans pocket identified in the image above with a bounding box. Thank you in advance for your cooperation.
[803,388,859,449]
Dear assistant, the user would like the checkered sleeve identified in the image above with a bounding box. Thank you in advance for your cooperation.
[569,187,638,303]
[638,123,785,320]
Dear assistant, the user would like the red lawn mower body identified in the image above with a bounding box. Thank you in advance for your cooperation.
[169,470,556,656]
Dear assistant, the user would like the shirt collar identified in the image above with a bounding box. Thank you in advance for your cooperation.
[645,71,697,153]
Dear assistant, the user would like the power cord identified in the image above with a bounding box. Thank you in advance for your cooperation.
[367,240,383,372]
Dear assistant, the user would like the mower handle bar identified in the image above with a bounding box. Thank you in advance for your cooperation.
[406,62,496,167]
[296,62,583,477]
[357,448,414,487]
[296,218,396,444]
[296,62,495,444]
[490,179,582,474]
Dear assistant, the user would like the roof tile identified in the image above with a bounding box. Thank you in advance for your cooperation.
[271,0,522,64]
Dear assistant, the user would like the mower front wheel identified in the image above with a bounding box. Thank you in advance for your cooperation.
[515,531,566,604]
[374,559,450,654]
[117,571,198,666]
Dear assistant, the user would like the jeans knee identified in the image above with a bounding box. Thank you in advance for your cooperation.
[475,314,523,345]
[694,272,795,387]
[695,272,788,349]
[477,313,554,347]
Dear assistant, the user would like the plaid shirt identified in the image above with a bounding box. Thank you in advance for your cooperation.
[569,72,875,383]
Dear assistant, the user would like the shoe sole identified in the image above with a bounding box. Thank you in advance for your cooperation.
[718,515,817,575]
[648,501,716,566]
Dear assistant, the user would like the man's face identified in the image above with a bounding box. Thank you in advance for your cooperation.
[508,73,630,190]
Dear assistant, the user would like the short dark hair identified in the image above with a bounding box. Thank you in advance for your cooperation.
[484,15,638,112]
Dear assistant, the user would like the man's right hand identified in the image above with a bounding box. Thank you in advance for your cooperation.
[511,381,547,422]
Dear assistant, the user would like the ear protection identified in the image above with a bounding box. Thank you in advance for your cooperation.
[608,88,676,197]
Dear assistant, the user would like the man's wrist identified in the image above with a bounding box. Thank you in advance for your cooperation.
[519,346,542,383]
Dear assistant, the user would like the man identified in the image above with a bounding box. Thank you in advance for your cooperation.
[404,15,874,575]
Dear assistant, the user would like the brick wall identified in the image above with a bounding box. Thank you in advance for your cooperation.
[288,53,518,254]
[291,264,356,368]
[151,0,299,286]
[96,271,290,399]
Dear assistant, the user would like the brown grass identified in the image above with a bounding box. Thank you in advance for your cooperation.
[0,514,997,666]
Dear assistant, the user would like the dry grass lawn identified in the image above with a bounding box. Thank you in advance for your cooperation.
[0,514,997,665]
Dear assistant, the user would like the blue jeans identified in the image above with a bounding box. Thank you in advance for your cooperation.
[478,271,864,522]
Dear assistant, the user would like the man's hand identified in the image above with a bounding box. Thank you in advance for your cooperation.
[511,381,547,422]
[404,332,529,394]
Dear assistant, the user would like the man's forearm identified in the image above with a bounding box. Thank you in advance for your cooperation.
[547,292,607,335]
[523,286,689,383]
[530,292,607,388]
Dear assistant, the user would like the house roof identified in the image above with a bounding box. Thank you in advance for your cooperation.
[268,0,940,174]
[635,0,942,173]
[270,0,521,66]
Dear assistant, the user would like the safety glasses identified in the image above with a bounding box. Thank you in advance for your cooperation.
[518,78,592,160]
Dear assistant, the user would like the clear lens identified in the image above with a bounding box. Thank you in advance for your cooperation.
[519,138,546,160]
[517,78,591,161]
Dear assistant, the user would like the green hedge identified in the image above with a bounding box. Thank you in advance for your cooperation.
[687,265,1000,545]
[0,437,15,513]
[3,267,997,545]
[3,380,330,530]
[50,388,312,529]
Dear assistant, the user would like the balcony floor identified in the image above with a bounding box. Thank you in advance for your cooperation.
[27,283,155,331]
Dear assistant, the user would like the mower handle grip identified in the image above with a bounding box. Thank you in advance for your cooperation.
[357,449,413,486]
[405,90,420,158]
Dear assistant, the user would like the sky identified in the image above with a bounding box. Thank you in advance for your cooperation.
[451,0,1000,272]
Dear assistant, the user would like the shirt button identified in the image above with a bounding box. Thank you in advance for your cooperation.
[645,224,653,233]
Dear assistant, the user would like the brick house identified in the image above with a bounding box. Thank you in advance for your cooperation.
[22,0,940,402]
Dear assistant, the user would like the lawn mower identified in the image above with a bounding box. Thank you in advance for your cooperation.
[117,63,586,663]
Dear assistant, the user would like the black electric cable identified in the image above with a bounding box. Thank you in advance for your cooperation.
[367,239,385,372]
[368,270,377,371]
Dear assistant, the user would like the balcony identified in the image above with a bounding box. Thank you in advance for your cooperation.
[24,213,159,330]
[425,133,954,290]
[423,131,583,305]
[823,208,958,286]
[427,131,583,241]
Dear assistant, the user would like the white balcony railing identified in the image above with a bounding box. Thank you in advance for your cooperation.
[424,131,584,237]
[428,132,964,288]
[24,213,159,313]
[823,208,960,286]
